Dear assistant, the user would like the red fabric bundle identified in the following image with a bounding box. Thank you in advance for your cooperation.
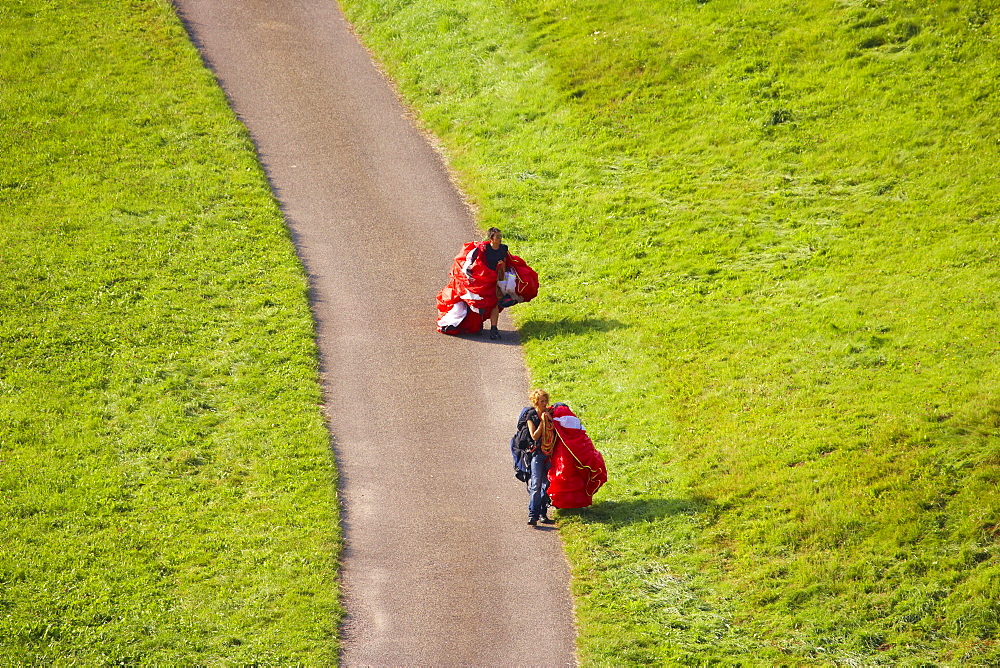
[436,241,538,335]
[548,404,607,509]
[508,254,539,302]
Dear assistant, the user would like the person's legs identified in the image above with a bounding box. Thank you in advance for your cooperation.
[489,262,506,339]
[540,472,554,523]
[489,305,501,339]
[527,453,550,524]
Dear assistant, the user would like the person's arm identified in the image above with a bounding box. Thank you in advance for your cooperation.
[527,417,541,441]
[526,410,551,441]
[495,246,509,287]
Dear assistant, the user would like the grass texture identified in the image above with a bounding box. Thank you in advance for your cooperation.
[340,0,1000,664]
[0,0,340,662]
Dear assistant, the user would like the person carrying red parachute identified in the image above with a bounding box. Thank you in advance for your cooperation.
[510,389,607,526]
[436,227,538,340]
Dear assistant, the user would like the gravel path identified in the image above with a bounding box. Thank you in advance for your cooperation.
[174,0,577,664]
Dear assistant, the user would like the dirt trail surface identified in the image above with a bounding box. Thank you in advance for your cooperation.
[174,0,577,664]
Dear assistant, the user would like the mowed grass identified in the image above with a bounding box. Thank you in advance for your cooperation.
[341,0,1000,663]
[1,0,340,662]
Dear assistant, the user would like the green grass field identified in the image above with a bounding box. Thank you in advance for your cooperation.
[1,0,340,662]
[5,0,999,663]
[340,0,1000,663]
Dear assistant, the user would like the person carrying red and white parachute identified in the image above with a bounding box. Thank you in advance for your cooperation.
[436,227,538,340]
[510,389,608,526]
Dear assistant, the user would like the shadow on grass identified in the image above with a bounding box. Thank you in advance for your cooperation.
[559,495,716,526]
[440,317,626,348]
[519,317,627,342]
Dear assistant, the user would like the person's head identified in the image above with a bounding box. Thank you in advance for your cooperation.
[486,227,502,244]
[529,388,549,412]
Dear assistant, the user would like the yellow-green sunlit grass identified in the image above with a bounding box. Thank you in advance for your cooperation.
[341,0,1000,663]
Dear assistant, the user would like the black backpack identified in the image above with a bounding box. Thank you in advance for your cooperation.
[509,407,535,483]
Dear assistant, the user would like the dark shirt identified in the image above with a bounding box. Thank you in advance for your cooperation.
[525,408,544,448]
[483,243,509,271]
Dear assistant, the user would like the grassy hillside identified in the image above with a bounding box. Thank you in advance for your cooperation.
[0,0,340,662]
[340,0,1000,663]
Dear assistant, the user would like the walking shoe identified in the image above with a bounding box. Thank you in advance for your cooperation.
[489,326,501,340]
[527,518,537,526]
[540,516,556,525]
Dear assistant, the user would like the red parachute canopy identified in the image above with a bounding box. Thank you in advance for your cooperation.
[436,241,538,335]
[548,404,607,509]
